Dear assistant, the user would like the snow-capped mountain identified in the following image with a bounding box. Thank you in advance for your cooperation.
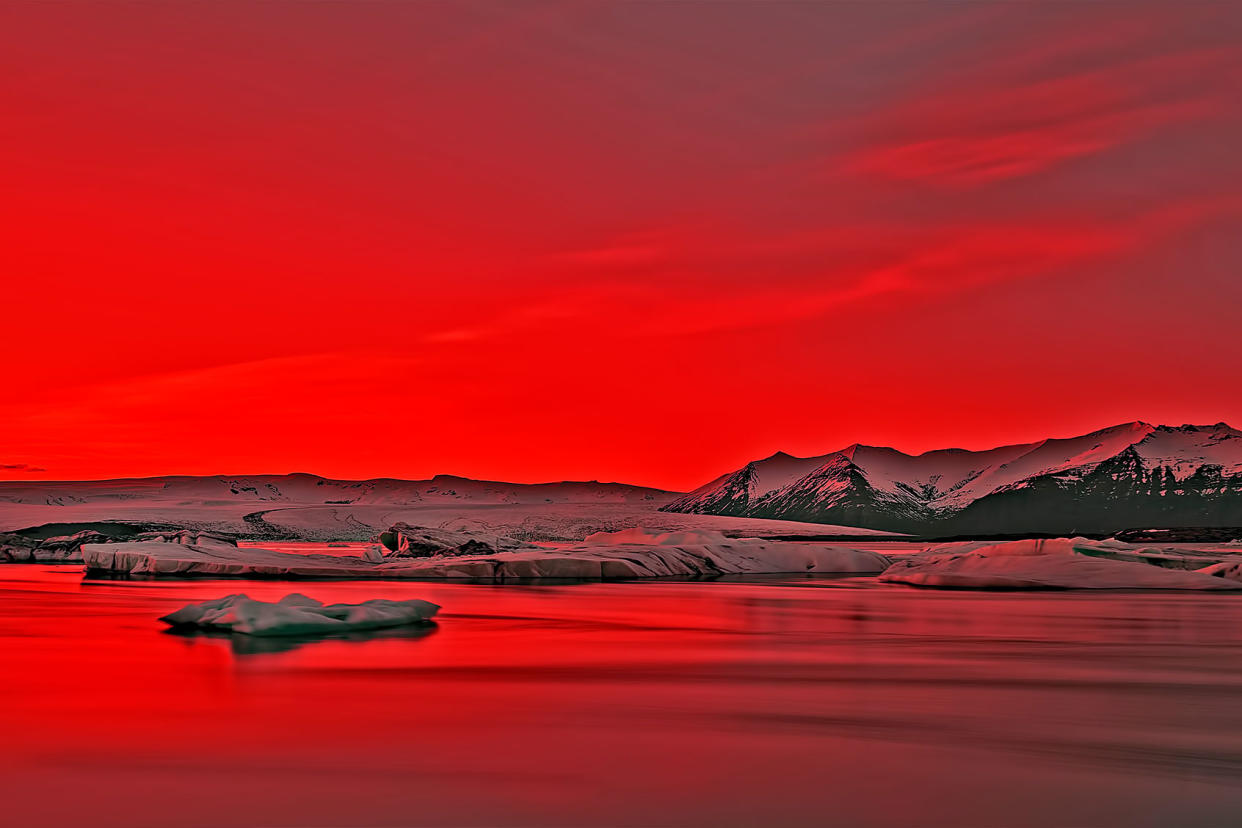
[662,423,1242,534]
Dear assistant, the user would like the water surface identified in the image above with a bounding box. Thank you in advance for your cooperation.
[3,566,1242,826]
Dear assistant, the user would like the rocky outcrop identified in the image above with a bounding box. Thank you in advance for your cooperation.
[376,523,529,558]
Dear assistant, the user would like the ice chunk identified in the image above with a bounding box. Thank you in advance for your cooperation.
[377,533,890,579]
[159,593,440,636]
[879,538,1242,590]
[1198,560,1242,582]
[84,532,890,581]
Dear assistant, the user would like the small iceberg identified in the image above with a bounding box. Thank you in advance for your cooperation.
[159,593,440,637]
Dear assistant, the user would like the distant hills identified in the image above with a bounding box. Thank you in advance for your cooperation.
[0,473,673,507]
[661,423,1242,535]
[7,422,1242,538]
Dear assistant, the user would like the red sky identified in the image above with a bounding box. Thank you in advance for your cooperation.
[3,2,1242,491]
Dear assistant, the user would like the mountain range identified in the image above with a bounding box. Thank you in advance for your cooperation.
[660,422,1242,535]
[0,473,672,508]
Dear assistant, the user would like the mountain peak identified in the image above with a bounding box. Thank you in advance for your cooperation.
[662,420,1242,533]
[839,443,881,460]
[1154,422,1237,433]
[1095,420,1154,435]
[761,451,796,461]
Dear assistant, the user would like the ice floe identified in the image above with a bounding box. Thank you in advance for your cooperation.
[78,531,1242,588]
[83,528,890,580]
[879,537,1242,590]
[160,593,439,636]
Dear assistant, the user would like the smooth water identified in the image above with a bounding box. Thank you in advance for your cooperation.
[4,565,1242,827]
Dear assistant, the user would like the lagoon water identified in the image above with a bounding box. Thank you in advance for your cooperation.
[4,562,1242,827]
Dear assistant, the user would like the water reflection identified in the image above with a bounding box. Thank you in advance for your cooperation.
[5,571,1242,827]
[162,622,439,656]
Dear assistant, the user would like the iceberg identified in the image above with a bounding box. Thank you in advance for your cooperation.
[879,537,1242,590]
[373,527,892,579]
[159,593,440,636]
[83,529,890,580]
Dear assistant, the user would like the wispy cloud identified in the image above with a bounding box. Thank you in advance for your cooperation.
[837,45,1240,187]
[530,194,1240,339]
[846,98,1216,186]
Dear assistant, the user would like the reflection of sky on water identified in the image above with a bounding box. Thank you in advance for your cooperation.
[4,567,1242,826]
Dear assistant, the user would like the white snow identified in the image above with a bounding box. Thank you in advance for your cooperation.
[159,593,439,636]
[879,537,1242,590]
[746,452,831,499]
[925,422,1157,508]
[1133,423,1242,481]
[671,421,1242,518]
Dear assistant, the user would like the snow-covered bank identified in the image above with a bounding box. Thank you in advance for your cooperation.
[160,593,439,636]
[83,529,890,580]
[879,538,1242,590]
[79,531,1242,589]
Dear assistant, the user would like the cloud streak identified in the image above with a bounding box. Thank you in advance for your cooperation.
[839,46,1240,186]
[0,463,46,472]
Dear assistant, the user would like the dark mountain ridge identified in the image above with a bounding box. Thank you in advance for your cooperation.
[662,422,1242,535]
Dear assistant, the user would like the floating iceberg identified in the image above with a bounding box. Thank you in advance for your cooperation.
[879,537,1242,590]
[374,531,889,578]
[159,593,440,636]
[83,529,890,580]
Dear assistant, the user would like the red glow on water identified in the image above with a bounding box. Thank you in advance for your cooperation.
[5,568,1242,826]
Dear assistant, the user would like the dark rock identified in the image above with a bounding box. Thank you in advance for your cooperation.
[377,523,527,558]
